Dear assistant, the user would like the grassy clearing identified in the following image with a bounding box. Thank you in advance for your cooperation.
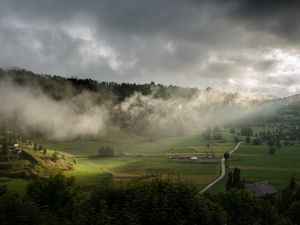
[12,129,300,193]
[209,143,300,192]
[230,144,300,188]
[0,177,29,195]
[2,131,236,192]
[90,155,221,188]
[44,132,237,188]
[45,131,236,156]
[39,131,239,189]
[16,129,300,193]
[63,158,107,186]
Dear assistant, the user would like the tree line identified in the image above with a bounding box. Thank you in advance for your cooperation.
[0,68,198,102]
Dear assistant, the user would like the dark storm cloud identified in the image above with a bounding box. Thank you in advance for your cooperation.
[226,0,300,43]
[0,0,299,96]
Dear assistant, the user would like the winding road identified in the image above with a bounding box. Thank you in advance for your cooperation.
[200,142,244,193]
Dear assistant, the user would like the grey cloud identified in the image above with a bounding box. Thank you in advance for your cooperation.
[0,0,299,96]
[254,59,280,72]
[226,0,300,43]
[265,74,300,86]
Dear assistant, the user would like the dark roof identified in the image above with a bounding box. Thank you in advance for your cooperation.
[245,181,277,197]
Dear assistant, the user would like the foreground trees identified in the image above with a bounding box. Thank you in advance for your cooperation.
[27,174,79,219]
[0,174,299,225]
[0,192,44,225]
[226,168,245,191]
[81,178,226,225]
[217,190,278,225]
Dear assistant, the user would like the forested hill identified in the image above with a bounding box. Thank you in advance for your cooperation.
[2,67,300,139]
[0,68,255,139]
[0,68,198,102]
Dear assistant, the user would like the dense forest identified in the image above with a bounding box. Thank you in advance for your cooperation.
[1,68,300,140]
[0,174,300,225]
[0,68,259,139]
[0,68,198,102]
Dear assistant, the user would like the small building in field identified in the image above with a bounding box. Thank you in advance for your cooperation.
[245,181,277,197]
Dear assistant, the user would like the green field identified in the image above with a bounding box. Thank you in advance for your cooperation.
[44,131,236,188]
[0,177,29,195]
[45,130,300,191]
[89,156,221,188]
[3,127,300,194]
[45,131,235,156]
[209,143,300,192]
[63,158,107,185]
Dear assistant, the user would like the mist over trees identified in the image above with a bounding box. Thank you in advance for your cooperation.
[0,68,197,103]
[0,68,256,140]
[0,68,299,141]
[0,68,200,139]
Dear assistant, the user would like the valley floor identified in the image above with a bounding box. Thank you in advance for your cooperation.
[2,129,300,193]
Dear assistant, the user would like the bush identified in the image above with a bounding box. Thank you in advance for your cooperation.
[252,138,262,145]
[213,133,223,140]
[51,151,58,161]
[241,127,253,136]
[245,136,251,144]
[202,132,212,140]
[224,152,229,160]
[287,201,300,225]
[98,145,114,157]
[269,146,276,155]
[234,136,240,143]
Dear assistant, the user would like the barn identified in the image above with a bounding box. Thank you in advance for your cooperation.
[245,181,277,197]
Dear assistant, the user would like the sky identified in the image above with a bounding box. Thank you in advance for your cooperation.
[0,0,300,97]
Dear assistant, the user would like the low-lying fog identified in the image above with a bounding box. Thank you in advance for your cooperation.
[0,78,279,140]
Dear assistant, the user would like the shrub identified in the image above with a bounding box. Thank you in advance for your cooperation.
[98,145,114,157]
